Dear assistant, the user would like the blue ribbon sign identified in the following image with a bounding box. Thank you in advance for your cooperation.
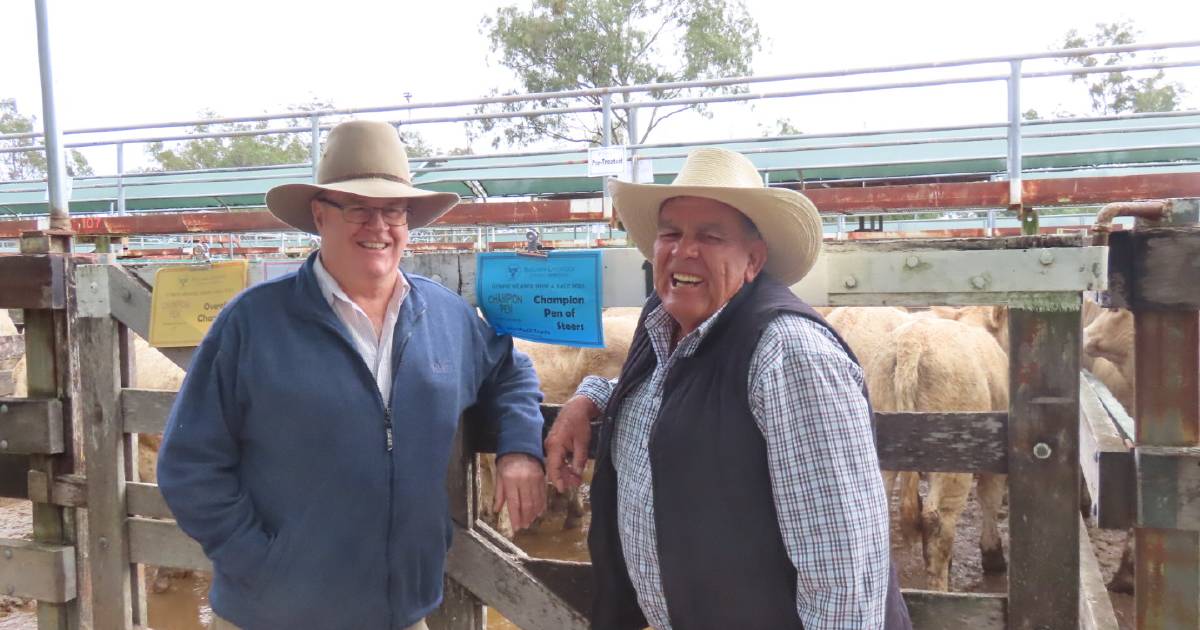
[476,250,604,348]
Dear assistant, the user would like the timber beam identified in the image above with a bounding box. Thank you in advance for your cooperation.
[405,241,1109,309]
[126,517,209,573]
[1137,446,1200,532]
[466,404,1010,473]
[0,254,67,309]
[445,526,589,630]
[0,539,77,603]
[1078,377,1136,529]
[1108,225,1200,310]
[0,398,64,454]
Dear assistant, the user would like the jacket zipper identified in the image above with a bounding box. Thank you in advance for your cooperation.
[383,304,424,629]
[384,406,394,451]
[315,296,426,628]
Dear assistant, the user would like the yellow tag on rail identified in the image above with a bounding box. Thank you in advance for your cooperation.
[149,261,248,347]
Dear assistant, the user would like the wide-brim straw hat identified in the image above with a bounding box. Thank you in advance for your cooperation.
[609,147,822,286]
[266,120,460,234]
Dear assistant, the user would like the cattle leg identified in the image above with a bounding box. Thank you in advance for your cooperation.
[881,470,898,502]
[1108,533,1135,594]
[898,472,923,546]
[881,469,899,513]
[921,472,973,591]
[150,567,171,594]
[976,473,1007,574]
[563,487,586,530]
[882,470,915,544]
[882,470,922,546]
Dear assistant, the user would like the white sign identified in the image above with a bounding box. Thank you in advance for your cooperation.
[619,158,655,184]
[588,146,628,178]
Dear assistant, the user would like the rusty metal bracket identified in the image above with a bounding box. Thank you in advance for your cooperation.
[1137,446,1200,532]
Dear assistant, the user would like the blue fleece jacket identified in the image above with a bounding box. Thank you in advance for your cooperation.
[157,252,544,630]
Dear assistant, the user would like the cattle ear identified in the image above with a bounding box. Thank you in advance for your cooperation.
[929,306,960,320]
[988,306,1007,332]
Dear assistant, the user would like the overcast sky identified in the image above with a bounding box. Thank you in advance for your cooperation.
[3,0,1198,174]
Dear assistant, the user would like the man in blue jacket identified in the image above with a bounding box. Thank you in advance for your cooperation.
[158,120,547,630]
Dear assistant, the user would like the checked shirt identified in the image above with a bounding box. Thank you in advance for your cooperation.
[577,304,890,630]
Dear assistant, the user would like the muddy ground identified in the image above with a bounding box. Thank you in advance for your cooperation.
[0,490,1133,630]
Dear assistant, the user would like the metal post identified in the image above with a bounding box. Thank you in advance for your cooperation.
[1134,310,1200,630]
[1007,60,1022,200]
[34,0,70,230]
[986,209,997,237]
[628,106,639,151]
[601,93,613,146]
[1008,60,1037,235]
[628,107,639,182]
[837,214,846,240]
[310,113,321,183]
[601,92,614,225]
[116,143,126,214]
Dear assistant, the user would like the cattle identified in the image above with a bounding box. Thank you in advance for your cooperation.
[825,306,911,367]
[479,308,639,538]
[930,305,1008,350]
[825,307,1011,591]
[864,315,1010,591]
[823,307,925,541]
[1083,307,1135,413]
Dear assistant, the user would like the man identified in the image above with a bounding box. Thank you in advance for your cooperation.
[545,148,912,629]
[158,120,547,630]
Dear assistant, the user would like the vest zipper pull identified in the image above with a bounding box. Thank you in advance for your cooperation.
[385,407,394,452]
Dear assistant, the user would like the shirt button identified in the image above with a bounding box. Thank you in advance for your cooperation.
[643,505,652,515]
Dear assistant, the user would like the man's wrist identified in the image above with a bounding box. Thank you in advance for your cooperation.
[497,451,545,471]
[564,394,601,422]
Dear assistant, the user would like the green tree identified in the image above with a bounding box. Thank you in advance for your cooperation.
[759,117,801,137]
[144,109,313,171]
[396,129,472,159]
[1060,20,1187,115]
[145,101,456,171]
[1,98,93,181]
[472,0,761,147]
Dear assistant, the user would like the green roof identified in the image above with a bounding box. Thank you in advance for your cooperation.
[1,113,1197,217]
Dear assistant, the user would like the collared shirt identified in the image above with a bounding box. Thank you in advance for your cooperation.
[313,255,408,405]
[577,304,889,630]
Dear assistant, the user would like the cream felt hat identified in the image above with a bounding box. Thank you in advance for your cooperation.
[265,120,460,233]
[608,148,822,286]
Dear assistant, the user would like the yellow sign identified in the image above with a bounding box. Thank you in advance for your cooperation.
[149,261,248,348]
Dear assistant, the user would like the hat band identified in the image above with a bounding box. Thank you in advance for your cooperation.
[322,172,413,186]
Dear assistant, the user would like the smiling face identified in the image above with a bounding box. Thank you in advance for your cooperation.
[653,196,768,338]
[311,191,409,293]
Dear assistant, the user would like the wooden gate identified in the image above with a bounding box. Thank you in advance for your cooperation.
[0,215,1196,629]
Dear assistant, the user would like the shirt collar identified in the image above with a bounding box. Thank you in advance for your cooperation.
[645,300,729,358]
[313,254,408,315]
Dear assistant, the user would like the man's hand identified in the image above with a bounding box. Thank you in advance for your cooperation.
[544,395,599,493]
[493,453,546,532]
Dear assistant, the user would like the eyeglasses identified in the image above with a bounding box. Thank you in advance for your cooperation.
[318,198,408,226]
